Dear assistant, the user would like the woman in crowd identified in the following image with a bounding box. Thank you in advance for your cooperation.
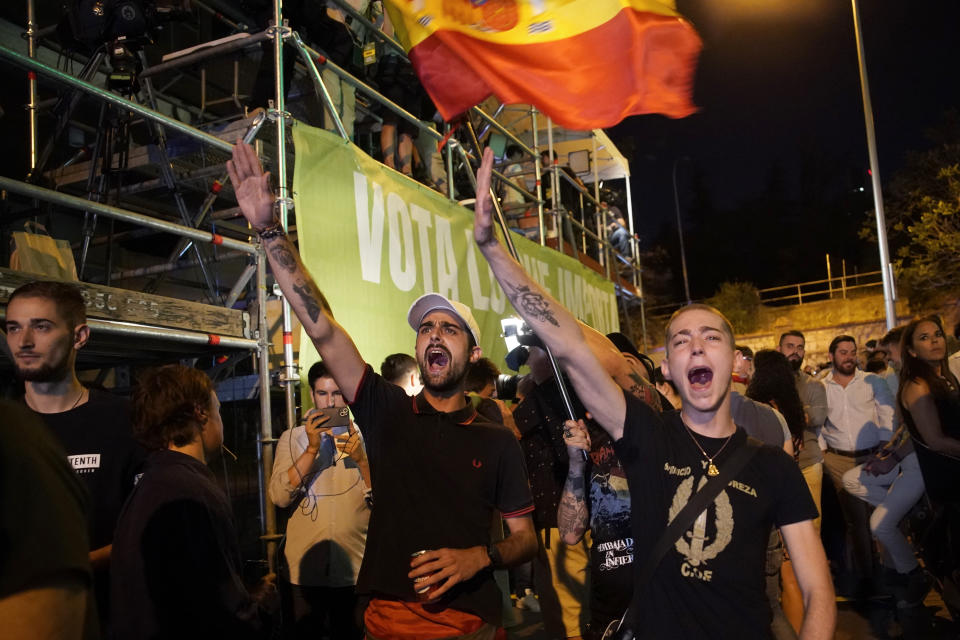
[898,315,960,466]
[746,350,809,636]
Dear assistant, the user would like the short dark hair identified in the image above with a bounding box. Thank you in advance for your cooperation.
[8,281,86,330]
[380,353,418,385]
[465,357,499,393]
[735,345,754,359]
[307,361,332,390]
[133,365,214,450]
[778,330,805,346]
[505,144,523,160]
[829,335,856,355]
[880,326,905,347]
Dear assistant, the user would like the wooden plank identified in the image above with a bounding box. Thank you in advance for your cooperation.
[0,267,248,338]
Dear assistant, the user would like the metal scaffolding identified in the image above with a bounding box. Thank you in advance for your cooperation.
[2,0,648,572]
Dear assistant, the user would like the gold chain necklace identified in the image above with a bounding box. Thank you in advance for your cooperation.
[682,421,734,477]
[69,387,86,410]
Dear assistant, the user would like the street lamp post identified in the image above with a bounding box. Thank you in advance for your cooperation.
[851,0,897,330]
[672,156,692,304]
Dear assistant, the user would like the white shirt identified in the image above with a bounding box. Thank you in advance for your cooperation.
[269,424,370,586]
[949,351,960,382]
[822,368,896,452]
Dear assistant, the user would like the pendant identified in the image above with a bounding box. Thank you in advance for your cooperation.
[707,462,719,476]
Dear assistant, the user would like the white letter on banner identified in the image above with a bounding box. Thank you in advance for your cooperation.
[387,192,416,291]
[487,265,506,313]
[463,230,489,311]
[538,260,552,296]
[410,204,434,293]
[354,173,384,284]
[434,216,459,300]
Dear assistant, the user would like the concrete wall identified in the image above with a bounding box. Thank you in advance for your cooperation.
[734,293,911,368]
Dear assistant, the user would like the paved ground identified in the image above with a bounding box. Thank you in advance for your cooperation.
[505,589,957,639]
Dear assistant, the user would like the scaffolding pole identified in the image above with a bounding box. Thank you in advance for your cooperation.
[26,0,38,174]
[268,1,290,574]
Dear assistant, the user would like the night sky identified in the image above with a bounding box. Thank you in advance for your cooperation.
[607,0,960,301]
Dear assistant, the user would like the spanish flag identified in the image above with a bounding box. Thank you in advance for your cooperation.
[385,0,702,130]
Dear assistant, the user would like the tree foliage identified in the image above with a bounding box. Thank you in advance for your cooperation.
[873,110,960,307]
[707,281,762,335]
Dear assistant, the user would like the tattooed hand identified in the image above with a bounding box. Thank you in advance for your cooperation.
[226,140,275,231]
[562,419,590,471]
[473,147,498,248]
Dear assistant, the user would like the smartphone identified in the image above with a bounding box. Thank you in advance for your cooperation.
[319,406,351,435]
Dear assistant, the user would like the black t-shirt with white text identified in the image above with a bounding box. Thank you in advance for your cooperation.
[35,389,145,550]
[613,391,817,639]
[585,424,633,630]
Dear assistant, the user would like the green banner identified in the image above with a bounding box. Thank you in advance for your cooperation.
[292,123,618,376]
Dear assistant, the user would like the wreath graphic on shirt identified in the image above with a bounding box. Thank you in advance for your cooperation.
[668,475,734,566]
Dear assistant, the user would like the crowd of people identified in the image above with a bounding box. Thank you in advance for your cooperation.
[2,141,958,640]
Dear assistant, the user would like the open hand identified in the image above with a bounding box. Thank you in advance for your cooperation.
[408,546,489,601]
[473,147,497,248]
[226,140,274,230]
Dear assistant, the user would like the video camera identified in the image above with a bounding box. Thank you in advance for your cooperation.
[60,0,189,91]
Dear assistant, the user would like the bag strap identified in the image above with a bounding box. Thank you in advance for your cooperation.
[606,435,763,640]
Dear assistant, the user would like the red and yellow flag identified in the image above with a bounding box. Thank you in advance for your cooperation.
[385,0,702,130]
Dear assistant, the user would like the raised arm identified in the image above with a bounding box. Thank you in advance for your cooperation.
[227,142,365,400]
[473,148,626,439]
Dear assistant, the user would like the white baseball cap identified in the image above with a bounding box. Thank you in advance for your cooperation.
[407,293,481,346]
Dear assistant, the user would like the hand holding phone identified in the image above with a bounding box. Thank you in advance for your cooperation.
[303,408,331,451]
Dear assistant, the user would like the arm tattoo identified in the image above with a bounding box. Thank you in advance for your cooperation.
[268,241,298,273]
[504,282,559,327]
[558,474,589,540]
[292,281,322,324]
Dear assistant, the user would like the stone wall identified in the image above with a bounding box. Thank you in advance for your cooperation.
[734,294,912,367]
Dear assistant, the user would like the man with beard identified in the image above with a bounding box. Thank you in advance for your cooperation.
[776,330,826,530]
[821,335,895,597]
[472,148,835,639]
[3,281,144,631]
[227,142,536,640]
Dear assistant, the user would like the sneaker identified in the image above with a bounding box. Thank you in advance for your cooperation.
[897,567,932,609]
[515,588,540,612]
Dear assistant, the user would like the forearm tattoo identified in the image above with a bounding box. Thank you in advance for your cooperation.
[504,282,559,327]
[292,282,323,324]
[558,474,588,539]
[268,240,298,273]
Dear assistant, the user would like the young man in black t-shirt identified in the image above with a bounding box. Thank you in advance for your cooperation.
[229,142,537,639]
[4,281,144,631]
[472,148,836,639]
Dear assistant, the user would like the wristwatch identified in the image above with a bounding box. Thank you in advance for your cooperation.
[485,542,503,570]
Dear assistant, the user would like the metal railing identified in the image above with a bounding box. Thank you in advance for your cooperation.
[645,269,887,318]
[758,269,884,305]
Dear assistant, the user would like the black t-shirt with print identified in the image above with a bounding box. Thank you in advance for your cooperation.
[35,389,145,551]
[348,365,534,627]
[585,424,633,631]
[613,391,818,639]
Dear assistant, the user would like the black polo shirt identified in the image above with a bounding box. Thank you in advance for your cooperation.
[349,365,534,626]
